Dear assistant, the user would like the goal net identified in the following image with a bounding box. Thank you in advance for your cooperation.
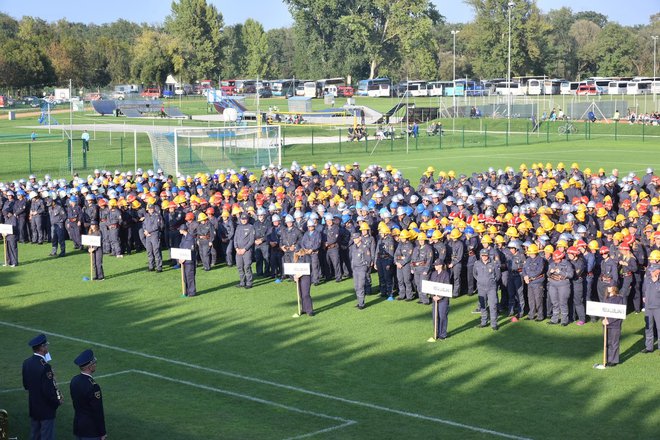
[148,125,282,177]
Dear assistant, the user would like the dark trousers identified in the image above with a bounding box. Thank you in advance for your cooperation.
[432,298,449,339]
[30,417,55,440]
[145,235,162,270]
[507,274,524,315]
[269,249,282,278]
[254,243,269,276]
[397,265,413,299]
[66,221,82,248]
[527,283,544,319]
[17,215,28,242]
[30,216,44,243]
[479,287,499,328]
[645,308,660,351]
[236,249,253,287]
[451,263,462,297]
[107,226,121,256]
[92,248,104,279]
[353,266,368,306]
[572,279,586,322]
[298,274,314,314]
[51,223,65,254]
[377,258,394,296]
[325,247,342,281]
[606,326,621,364]
[183,261,196,296]
[198,239,213,270]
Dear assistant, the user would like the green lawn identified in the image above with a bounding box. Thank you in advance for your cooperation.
[1,126,660,439]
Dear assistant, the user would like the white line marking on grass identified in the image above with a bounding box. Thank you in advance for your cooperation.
[0,370,132,394]
[130,370,356,440]
[0,321,531,440]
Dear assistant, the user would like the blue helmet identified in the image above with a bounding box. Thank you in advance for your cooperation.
[444,226,453,234]
[464,226,475,235]
[367,199,377,209]
[355,201,364,210]
[426,230,434,238]
[389,202,398,209]
[405,206,414,216]
[422,209,430,217]
[416,204,425,214]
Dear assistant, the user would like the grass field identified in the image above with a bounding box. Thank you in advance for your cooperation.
[1,102,660,439]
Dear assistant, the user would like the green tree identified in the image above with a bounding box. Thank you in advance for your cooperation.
[220,24,246,79]
[569,19,601,79]
[0,38,54,89]
[267,27,296,78]
[463,0,551,79]
[593,23,637,77]
[164,0,223,81]
[573,11,608,28]
[544,7,575,78]
[131,29,174,87]
[242,19,270,78]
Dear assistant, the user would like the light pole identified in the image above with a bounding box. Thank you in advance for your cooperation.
[653,36,658,102]
[451,29,459,132]
[507,1,514,133]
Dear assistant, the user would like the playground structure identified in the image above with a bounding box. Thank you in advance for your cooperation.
[91,99,187,118]
[38,101,58,125]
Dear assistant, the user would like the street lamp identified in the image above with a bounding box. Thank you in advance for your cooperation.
[451,29,459,131]
[507,1,514,132]
[653,36,658,101]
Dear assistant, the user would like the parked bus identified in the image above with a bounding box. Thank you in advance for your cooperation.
[494,82,525,96]
[527,79,544,95]
[220,80,236,95]
[456,79,487,96]
[443,81,465,97]
[395,80,428,97]
[357,77,392,97]
[542,79,562,95]
[426,81,446,97]
[627,81,651,95]
[272,79,299,97]
[303,81,318,98]
[608,81,628,95]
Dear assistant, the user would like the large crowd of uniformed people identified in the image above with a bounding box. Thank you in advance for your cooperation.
[2,161,660,350]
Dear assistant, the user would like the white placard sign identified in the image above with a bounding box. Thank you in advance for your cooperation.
[0,224,13,235]
[283,263,311,275]
[81,234,101,247]
[586,301,627,320]
[170,248,192,261]
[421,280,454,298]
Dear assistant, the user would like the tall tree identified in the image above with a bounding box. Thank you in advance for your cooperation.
[242,19,271,78]
[544,7,575,78]
[220,24,246,79]
[267,27,296,78]
[131,29,174,86]
[569,19,601,79]
[0,38,54,89]
[164,0,223,81]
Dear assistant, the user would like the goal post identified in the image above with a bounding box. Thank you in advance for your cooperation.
[147,125,282,177]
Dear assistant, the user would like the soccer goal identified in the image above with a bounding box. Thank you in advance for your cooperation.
[147,125,282,177]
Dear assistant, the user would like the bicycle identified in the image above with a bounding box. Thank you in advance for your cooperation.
[558,121,578,135]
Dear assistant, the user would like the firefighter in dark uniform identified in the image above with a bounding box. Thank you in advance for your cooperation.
[294,237,315,316]
[597,246,618,302]
[547,250,574,326]
[143,204,163,272]
[280,215,302,281]
[70,349,106,440]
[617,243,637,301]
[179,224,197,297]
[522,244,545,321]
[300,220,323,285]
[324,214,342,282]
[412,233,434,304]
[505,241,526,319]
[465,226,479,295]
[196,212,215,271]
[428,258,451,341]
[375,223,396,299]
[473,249,501,330]
[65,196,83,250]
[234,213,255,289]
[48,197,66,257]
[641,251,660,353]
[350,232,374,309]
[87,223,104,280]
[14,190,29,242]
[268,214,283,280]
[2,206,19,266]
[106,199,123,257]
[448,229,465,297]
[22,334,63,440]
[253,208,271,277]
[603,287,625,366]
[29,191,46,244]
[394,230,414,301]
[567,246,587,325]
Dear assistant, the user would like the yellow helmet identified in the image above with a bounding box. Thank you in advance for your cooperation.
[409,222,418,230]
[544,245,555,253]
[506,227,519,238]
[526,244,539,255]
[161,200,170,209]
[447,170,455,178]
[431,230,443,240]
[649,250,660,261]
[475,224,486,233]
[613,232,623,242]
[108,199,117,207]
[417,233,427,242]
[571,162,579,169]
[426,166,435,173]
[359,222,370,232]
[556,239,568,248]
[399,230,409,240]
[449,229,462,239]
[494,235,505,244]
[603,219,616,231]
[628,210,639,219]
[481,235,493,244]
[197,213,208,221]
[588,240,600,251]
[497,204,507,215]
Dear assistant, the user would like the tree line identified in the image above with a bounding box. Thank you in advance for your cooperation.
[0,0,658,93]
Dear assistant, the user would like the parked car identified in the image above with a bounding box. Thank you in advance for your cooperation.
[141,88,161,99]
[576,84,598,96]
[258,88,273,98]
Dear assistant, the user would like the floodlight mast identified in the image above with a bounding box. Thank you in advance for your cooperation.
[507,1,514,134]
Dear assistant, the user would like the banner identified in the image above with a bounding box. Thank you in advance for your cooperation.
[81,234,101,247]
[586,301,627,320]
[170,248,192,261]
[421,280,453,298]
[283,263,311,275]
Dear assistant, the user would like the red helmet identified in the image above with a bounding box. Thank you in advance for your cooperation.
[185,212,195,221]
[619,244,630,252]
[206,207,215,216]
[567,246,580,256]
[599,246,610,255]
[575,240,587,249]
[552,250,564,260]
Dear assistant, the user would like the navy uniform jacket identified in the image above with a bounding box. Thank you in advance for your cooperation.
[70,373,106,437]
[281,226,302,251]
[506,251,526,276]
[22,354,61,420]
[234,223,255,250]
[350,241,374,268]
[522,255,545,285]
[604,295,626,329]
[473,260,500,291]
[433,241,448,265]
[600,258,619,285]
[300,229,322,252]
[376,235,396,262]
[429,269,450,284]
[411,244,434,272]
[449,239,465,266]
[643,266,660,309]
[547,260,574,285]
[143,212,163,235]
[48,203,66,225]
[394,241,414,266]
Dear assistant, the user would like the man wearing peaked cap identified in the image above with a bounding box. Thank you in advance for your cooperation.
[22,333,63,440]
[70,349,106,440]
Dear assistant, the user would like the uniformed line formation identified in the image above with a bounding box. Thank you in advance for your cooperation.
[1,162,659,347]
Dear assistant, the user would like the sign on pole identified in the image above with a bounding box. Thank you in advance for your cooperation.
[81,234,101,247]
[283,263,311,276]
[170,248,192,261]
[586,301,627,320]
[421,280,454,298]
[0,224,13,235]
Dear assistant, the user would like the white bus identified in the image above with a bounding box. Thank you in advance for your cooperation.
[543,79,562,95]
[495,82,525,96]
[608,81,628,95]
[426,81,445,97]
[396,80,428,97]
[357,77,392,97]
[527,79,544,95]
[627,81,651,95]
[303,81,318,98]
